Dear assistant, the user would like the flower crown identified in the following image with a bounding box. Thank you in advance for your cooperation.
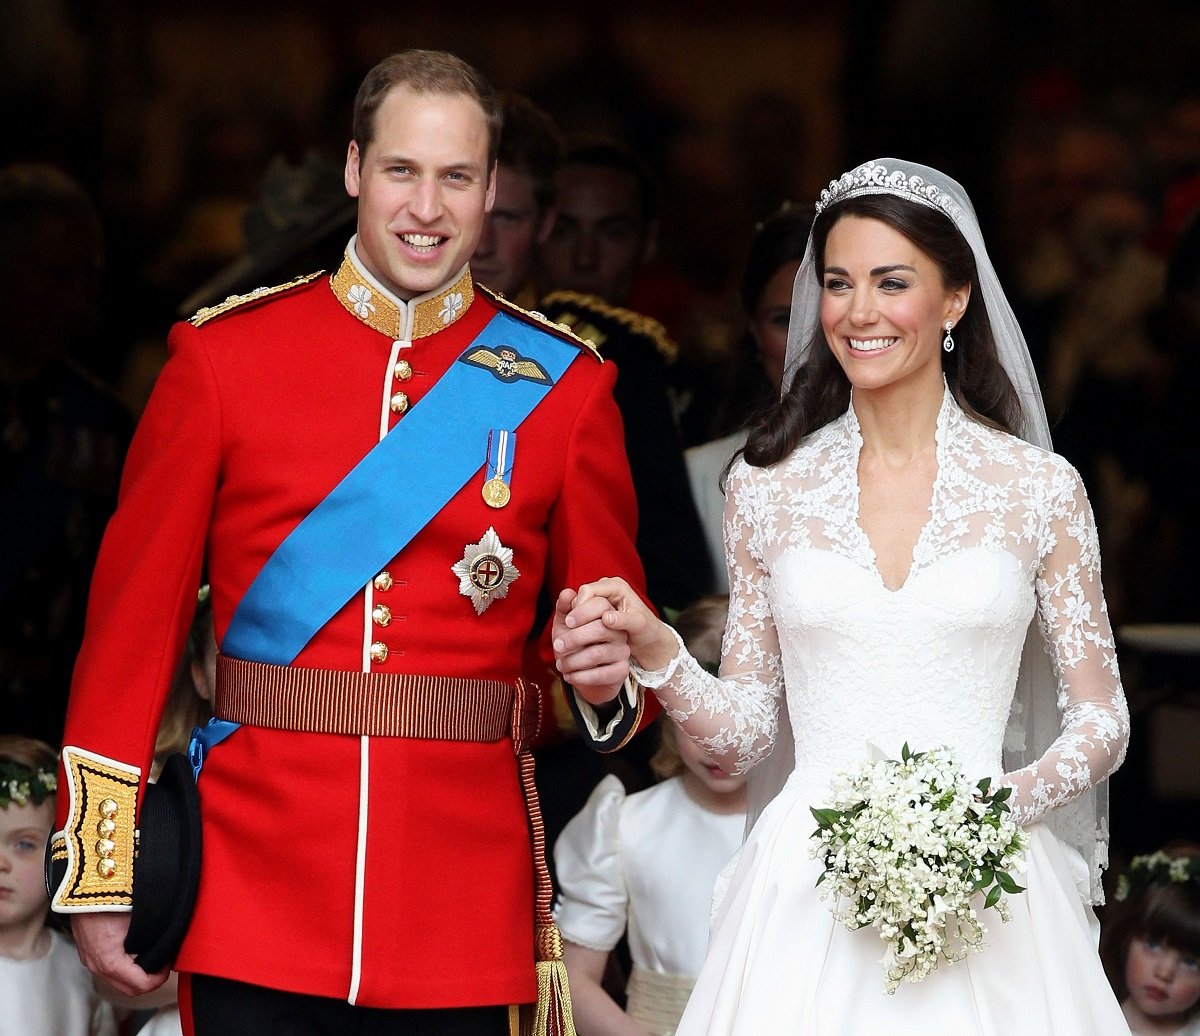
[0,759,57,809]
[815,160,965,222]
[1115,851,1200,902]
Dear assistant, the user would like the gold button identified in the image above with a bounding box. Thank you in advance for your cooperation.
[390,392,409,414]
[96,838,116,859]
[373,571,393,592]
[372,604,392,627]
[97,858,117,880]
[96,818,116,838]
[99,798,118,820]
[394,360,413,381]
[369,641,389,664]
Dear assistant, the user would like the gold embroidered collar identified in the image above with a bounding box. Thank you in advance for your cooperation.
[331,241,475,341]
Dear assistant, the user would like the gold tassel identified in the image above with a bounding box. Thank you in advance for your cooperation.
[509,683,578,1036]
[510,924,576,1036]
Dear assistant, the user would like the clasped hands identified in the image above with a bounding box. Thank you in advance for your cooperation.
[551,576,677,703]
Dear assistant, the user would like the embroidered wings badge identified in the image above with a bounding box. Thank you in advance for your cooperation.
[460,345,552,385]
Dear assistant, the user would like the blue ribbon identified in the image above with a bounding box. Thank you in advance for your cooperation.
[188,719,241,780]
[224,311,576,666]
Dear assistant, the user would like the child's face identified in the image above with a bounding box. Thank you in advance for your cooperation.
[676,722,749,797]
[1125,935,1200,1020]
[0,800,53,932]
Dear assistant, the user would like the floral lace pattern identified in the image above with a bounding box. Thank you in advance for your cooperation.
[635,389,1129,828]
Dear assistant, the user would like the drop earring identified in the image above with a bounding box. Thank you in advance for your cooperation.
[942,321,955,353]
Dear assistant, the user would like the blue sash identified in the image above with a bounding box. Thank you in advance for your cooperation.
[221,310,579,667]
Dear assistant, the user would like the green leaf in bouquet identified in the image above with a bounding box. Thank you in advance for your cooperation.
[901,742,913,762]
[810,807,841,829]
[984,884,1003,909]
[991,785,1012,803]
[975,866,994,890]
[995,870,1025,895]
[976,776,992,796]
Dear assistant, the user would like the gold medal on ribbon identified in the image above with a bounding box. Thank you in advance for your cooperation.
[482,477,511,508]
[482,429,515,509]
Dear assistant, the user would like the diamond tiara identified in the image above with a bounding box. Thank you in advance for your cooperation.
[815,160,965,222]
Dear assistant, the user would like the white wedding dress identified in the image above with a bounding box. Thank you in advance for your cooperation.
[636,389,1132,1035]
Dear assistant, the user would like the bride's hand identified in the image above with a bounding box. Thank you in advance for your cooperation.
[554,577,678,678]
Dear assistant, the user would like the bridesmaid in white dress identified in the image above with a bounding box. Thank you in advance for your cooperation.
[554,596,746,1036]
[552,159,1132,1035]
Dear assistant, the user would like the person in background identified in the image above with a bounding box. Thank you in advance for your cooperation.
[554,595,744,1036]
[0,162,133,746]
[0,735,118,1036]
[536,139,710,612]
[536,140,656,310]
[684,203,812,592]
[1101,845,1200,1036]
[470,92,562,307]
[51,49,650,1036]
[149,585,217,779]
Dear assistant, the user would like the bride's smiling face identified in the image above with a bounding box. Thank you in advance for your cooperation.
[819,215,968,394]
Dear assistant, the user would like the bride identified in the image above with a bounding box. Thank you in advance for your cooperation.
[553,158,1132,1034]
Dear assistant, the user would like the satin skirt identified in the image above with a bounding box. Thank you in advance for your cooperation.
[676,780,1131,1036]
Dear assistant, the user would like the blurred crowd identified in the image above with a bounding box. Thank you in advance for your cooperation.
[3,12,1200,1035]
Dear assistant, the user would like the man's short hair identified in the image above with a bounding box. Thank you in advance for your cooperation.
[561,139,658,224]
[497,92,564,213]
[352,50,503,166]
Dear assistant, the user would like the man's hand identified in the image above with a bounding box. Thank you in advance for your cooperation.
[72,912,170,998]
[552,586,631,704]
[552,577,678,702]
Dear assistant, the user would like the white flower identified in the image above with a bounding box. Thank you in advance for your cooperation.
[348,283,375,317]
[810,744,1029,993]
[438,291,464,324]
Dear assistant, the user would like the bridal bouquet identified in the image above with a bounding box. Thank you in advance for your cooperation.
[809,744,1028,993]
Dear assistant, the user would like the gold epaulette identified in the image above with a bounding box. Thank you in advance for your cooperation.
[50,747,140,911]
[476,284,603,363]
[188,270,326,327]
[539,290,678,365]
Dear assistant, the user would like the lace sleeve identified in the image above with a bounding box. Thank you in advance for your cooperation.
[631,461,785,774]
[1001,461,1130,826]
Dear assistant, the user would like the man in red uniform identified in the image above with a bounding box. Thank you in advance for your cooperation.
[49,50,649,1035]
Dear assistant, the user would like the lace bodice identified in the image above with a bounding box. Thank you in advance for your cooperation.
[636,390,1129,828]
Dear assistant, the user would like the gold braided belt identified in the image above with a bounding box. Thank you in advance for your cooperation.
[213,654,522,742]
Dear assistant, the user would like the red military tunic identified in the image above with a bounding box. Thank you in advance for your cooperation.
[52,245,651,1008]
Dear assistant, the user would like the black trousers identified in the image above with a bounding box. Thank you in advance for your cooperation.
[187,974,510,1036]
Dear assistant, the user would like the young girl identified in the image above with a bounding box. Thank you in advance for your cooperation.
[0,735,117,1035]
[1102,845,1200,1035]
[151,584,217,777]
[554,595,745,1036]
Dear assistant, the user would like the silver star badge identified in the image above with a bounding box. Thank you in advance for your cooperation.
[452,527,520,615]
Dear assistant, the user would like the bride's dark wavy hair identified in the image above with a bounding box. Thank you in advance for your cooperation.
[742,193,1024,468]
